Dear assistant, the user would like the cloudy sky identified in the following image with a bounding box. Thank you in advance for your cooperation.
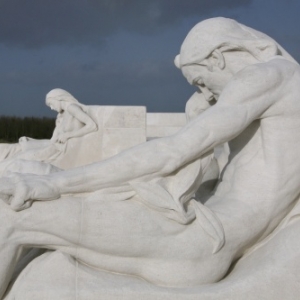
[0,0,299,117]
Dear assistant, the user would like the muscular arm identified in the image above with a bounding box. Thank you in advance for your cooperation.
[1,62,283,208]
[49,63,281,195]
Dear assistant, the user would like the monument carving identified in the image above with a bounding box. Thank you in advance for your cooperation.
[0,17,300,299]
[0,89,97,172]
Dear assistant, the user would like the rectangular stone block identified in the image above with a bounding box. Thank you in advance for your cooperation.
[146,113,186,138]
[53,106,146,169]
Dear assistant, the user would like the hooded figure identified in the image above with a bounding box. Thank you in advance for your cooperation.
[174,17,296,69]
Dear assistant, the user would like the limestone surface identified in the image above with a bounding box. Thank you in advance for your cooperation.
[1,17,300,299]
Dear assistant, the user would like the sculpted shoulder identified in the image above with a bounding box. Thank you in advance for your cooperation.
[235,60,285,91]
[218,59,290,108]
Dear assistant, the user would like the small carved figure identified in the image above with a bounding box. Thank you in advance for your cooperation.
[0,89,97,173]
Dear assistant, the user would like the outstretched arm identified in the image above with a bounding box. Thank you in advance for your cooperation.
[46,63,283,191]
[1,63,281,209]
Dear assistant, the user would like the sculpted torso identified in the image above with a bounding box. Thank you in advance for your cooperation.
[219,58,300,199]
[205,57,300,256]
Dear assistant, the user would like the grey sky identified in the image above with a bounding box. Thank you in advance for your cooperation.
[0,0,299,117]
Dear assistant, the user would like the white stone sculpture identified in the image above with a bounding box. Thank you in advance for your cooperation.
[0,92,149,173]
[1,17,300,299]
[0,89,97,165]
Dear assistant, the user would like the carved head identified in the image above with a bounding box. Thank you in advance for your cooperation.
[175,17,295,101]
[46,88,79,104]
[175,17,294,69]
[46,88,79,112]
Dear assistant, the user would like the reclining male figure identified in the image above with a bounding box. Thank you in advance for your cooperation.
[0,17,300,297]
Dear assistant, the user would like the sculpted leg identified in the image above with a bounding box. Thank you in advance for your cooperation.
[0,195,83,298]
[12,194,173,261]
[0,194,167,286]
[0,191,225,290]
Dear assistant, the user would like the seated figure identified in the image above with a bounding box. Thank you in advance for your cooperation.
[0,89,97,174]
[0,17,300,299]
[0,88,97,161]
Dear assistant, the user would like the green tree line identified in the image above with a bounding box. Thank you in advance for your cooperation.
[0,116,55,143]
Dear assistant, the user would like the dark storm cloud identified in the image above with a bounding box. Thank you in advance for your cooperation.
[0,56,192,116]
[0,59,174,87]
[0,0,253,48]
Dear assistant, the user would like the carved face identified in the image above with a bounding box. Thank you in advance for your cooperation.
[181,64,216,101]
[46,97,63,112]
[182,64,231,101]
[181,52,234,101]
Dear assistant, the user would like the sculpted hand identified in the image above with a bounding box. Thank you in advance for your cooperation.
[0,174,60,211]
[56,133,70,144]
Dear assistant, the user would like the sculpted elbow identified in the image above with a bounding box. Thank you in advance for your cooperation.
[87,122,98,133]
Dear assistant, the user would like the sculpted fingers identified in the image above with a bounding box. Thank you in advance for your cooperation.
[9,174,31,211]
[0,178,14,204]
[4,173,60,211]
[11,200,33,212]
[55,133,68,144]
[0,176,28,211]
